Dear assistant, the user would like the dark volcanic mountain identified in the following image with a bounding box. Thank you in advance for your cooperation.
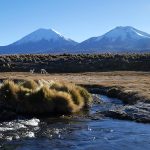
[75,26,150,53]
[0,26,150,54]
[0,28,78,54]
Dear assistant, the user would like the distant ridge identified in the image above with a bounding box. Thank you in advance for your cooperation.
[75,26,150,53]
[0,28,78,54]
[0,26,150,54]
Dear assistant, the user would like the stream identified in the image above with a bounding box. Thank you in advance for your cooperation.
[0,95,150,150]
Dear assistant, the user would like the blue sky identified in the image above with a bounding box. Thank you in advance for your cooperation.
[0,0,150,45]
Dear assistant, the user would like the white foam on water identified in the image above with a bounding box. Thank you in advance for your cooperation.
[14,123,26,129]
[0,127,14,131]
[25,132,35,138]
[6,136,13,141]
[20,118,40,127]
[53,128,60,134]
[0,121,27,132]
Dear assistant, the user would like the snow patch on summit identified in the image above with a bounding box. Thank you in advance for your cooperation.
[96,26,150,42]
[132,29,150,38]
[15,28,70,45]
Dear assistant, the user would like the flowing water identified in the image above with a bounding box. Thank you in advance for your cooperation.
[0,95,150,150]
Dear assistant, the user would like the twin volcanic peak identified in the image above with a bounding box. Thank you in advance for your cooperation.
[77,26,150,52]
[0,26,150,54]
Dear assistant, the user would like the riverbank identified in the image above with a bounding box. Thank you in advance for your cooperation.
[0,71,150,102]
[0,71,150,123]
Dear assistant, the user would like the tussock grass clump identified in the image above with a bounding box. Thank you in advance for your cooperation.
[76,86,93,107]
[0,80,20,105]
[20,79,38,90]
[50,82,92,108]
[0,79,92,115]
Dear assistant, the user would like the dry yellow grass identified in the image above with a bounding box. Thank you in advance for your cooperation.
[0,71,149,102]
[0,79,92,115]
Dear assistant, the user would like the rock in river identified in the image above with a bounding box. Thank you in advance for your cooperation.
[103,102,150,123]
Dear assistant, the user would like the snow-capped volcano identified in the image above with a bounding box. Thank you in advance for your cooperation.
[0,28,77,54]
[76,26,150,52]
[15,28,71,45]
[0,26,150,54]
[96,26,150,41]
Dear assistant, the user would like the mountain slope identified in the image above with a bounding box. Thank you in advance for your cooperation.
[76,26,150,53]
[0,28,78,54]
[0,26,150,54]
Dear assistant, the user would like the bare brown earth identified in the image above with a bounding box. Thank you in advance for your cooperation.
[0,71,150,102]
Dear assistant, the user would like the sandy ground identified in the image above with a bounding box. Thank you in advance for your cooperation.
[0,71,150,98]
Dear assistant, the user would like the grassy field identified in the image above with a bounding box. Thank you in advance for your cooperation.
[0,54,150,72]
[0,71,150,103]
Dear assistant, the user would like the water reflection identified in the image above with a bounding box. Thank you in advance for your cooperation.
[0,95,150,150]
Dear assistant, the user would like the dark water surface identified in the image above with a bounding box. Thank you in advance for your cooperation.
[0,95,150,150]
